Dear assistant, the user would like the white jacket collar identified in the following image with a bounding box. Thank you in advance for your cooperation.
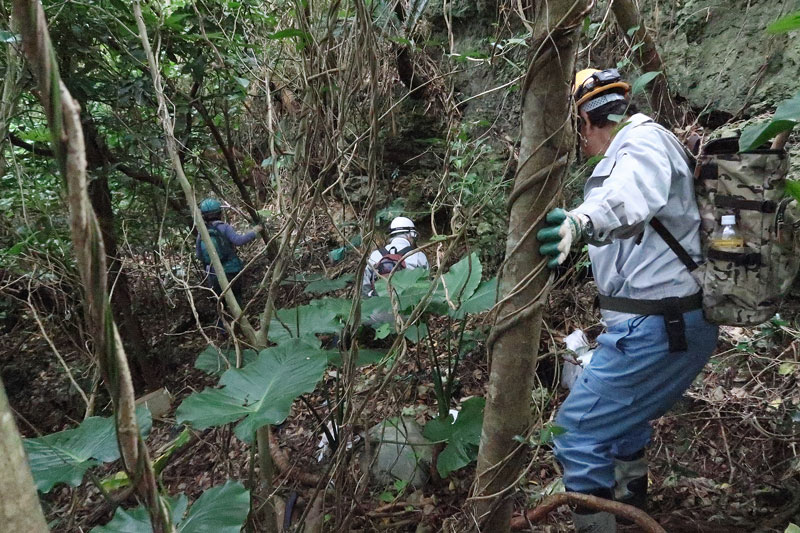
[387,237,412,251]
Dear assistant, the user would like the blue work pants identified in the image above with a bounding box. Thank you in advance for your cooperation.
[553,309,718,492]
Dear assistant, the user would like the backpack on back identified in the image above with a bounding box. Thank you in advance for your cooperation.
[692,137,800,325]
[375,245,413,276]
[199,223,235,267]
[652,133,800,326]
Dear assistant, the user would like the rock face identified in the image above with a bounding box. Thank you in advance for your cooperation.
[363,416,433,489]
[641,0,800,115]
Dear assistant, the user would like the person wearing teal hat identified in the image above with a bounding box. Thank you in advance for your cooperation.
[196,198,261,308]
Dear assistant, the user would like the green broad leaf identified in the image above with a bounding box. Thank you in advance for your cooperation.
[437,253,483,309]
[582,16,591,35]
[304,274,354,294]
[626,25,640,37]
[450,277,498,319]
[176,339,326,442]
[92,482,249,533]
[785,524,800,533]
[403,323,429,344]
[631,71,661,95]
[375,268,428,295]
[327,348,388,367]
[100,471,131,492]
[374,323,393,339]
[178,481,250,533]
[739,90,800,151]
[388,36,412,46]
[422,397,485,477]
[786,180,800,202]
[536,423,567,444]
[767,11,800,34]
[374,268,434,314]
[779,362,797,376]
[739,119,796,152]
[164,12,192,30]
[234,77,251,91]
[269,298,350,344]
[91,497,178,533]
[329,246,347,262]
[195,346,258,375]
[24,408,152,493]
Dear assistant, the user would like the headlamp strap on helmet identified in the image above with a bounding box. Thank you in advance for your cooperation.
[580,92,626,113]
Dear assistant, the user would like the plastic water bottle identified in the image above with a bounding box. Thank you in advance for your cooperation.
[712,214,744,252]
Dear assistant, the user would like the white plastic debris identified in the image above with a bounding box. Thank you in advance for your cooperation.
[561,329,594,390]
[316,421,358,462]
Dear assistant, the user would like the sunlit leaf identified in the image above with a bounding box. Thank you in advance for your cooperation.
[786,181,800,202]
[767,11,800,34]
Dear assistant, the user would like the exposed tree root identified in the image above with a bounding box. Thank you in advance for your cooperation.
[269,430,322,487]
[509,492,666,532]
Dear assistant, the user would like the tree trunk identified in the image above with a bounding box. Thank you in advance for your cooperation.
[472,1,587,530]
[611,0,690,128]
[87,173,156,388]
[81,115,157,388]
[0,379,49,532]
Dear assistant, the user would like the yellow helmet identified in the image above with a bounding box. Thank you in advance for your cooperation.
[573,68,631,108]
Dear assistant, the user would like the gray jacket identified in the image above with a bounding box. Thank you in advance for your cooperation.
[572,113,702,325]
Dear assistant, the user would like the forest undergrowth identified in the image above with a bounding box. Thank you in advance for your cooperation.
[2,0,800,532]
[3,212,800,532]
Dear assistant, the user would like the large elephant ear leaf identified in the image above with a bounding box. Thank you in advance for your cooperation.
[91,482,249,533]
[177,481,250,533]
[176,339,327,442]
[24,407,152,493]
[269,298,350,344]
[437,253,483,309]
[422,397,485,478]
[92,494,187,533]
[450,277,497,319]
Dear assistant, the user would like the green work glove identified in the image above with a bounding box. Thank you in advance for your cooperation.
[536,208,588,268]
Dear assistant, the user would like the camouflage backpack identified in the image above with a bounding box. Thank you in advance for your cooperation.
[654,136,800,326]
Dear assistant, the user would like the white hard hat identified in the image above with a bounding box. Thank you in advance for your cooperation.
[389,216,417,236]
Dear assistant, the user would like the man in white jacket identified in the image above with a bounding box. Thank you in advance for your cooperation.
[362,216,428,298]
[537,69,719,532]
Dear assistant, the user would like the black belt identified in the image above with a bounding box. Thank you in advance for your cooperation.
[597,293,703,353]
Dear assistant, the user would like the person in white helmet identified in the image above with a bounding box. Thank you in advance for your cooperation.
[362,216,429,297]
